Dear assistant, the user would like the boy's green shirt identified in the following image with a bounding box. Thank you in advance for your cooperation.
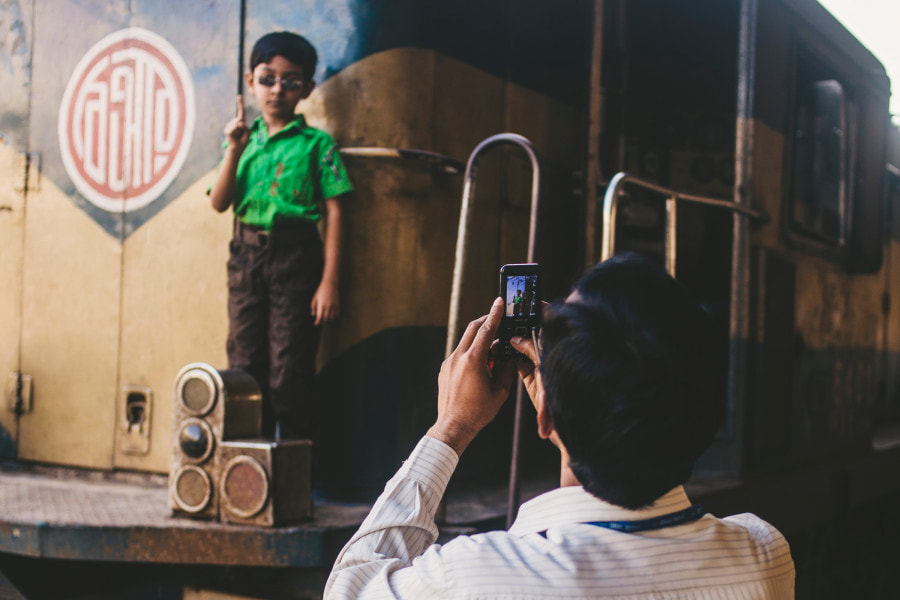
[232,114,353,229]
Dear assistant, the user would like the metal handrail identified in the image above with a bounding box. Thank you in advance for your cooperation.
[340,147,465,174]
[445,134,541,358]
[600,172,768,275]
[443,133,541,529]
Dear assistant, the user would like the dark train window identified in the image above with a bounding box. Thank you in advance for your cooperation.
[788,59,858,246]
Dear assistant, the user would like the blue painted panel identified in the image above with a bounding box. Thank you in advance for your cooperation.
[0,0,32,151]
[29,0,239,239]
[124,0,241,237]
[244,0,589,105]
[30,0,130,238]
[244,0,360,86]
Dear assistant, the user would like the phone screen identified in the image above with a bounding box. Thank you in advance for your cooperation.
[498,264,541,346]
[503,274,539,319]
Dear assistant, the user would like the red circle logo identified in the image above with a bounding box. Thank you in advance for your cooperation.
[58,28,195,213]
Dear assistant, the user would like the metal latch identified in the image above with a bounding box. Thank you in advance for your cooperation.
[118,385,152,455]
[5,372,33,414]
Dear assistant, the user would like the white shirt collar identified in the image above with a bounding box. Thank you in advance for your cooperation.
[508,485,693,535]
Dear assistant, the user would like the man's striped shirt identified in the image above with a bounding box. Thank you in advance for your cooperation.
[325,436,795,599]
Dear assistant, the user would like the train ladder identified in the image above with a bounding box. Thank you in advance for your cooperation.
[600,171,765,275]
[443,133,541,529]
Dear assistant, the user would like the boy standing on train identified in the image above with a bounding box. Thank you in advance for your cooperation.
[209,31,354,440]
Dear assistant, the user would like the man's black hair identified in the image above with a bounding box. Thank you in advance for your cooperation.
[539,252,727,509]
[250,31,318,81]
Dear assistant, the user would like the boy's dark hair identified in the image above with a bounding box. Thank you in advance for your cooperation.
[539,252,727,509]
[250,31,318,81]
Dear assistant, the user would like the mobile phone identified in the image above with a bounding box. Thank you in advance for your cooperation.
[497,263,541,357]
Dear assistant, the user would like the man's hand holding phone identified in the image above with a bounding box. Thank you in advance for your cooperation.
[427,298,517,456]
[510,334,542,410]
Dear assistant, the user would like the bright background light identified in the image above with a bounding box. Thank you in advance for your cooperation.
[816,0,900,119]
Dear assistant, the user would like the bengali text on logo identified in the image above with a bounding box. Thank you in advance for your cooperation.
[58,28,195,213]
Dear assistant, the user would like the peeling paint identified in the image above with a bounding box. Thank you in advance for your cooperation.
[0,0,29,78]
[244,0,356,83]
[795,258,882,350]
[0,0,29,150]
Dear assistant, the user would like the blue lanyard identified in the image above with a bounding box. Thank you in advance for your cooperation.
[586,504,706,533]
[538,504,705,537]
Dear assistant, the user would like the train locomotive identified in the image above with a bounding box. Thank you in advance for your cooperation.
[0,0,898,597]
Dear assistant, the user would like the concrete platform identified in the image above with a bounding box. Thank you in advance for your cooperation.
[0,466,370,567]
[0,462,553,568]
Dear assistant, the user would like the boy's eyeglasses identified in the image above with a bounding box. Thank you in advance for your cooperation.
[256,75,304,91]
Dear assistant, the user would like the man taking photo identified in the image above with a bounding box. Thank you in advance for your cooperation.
[325,253,795,599]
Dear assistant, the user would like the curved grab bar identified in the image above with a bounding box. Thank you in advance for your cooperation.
[339,147,465,174]
[601,172,768,275]
[443,133,541,529]
[445,134,541,358]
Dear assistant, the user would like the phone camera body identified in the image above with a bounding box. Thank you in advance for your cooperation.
[497,263,541,358]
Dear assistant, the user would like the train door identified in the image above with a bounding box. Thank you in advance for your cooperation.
[16,0,131,468]
[14,0,236,469]
[0,1,32,459]
[113,1,237,473]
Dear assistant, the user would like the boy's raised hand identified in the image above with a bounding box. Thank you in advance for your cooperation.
[224,95,250,151]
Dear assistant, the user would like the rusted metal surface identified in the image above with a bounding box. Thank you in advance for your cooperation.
[726,0,757,478]
[584,0,604,266]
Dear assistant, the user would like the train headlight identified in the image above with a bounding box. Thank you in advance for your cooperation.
[176,367,218,416]
[221,455,270,519]
[177,417,214,463]
[172,465,213,513]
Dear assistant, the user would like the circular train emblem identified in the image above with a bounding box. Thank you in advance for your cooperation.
[58,28,195,213]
